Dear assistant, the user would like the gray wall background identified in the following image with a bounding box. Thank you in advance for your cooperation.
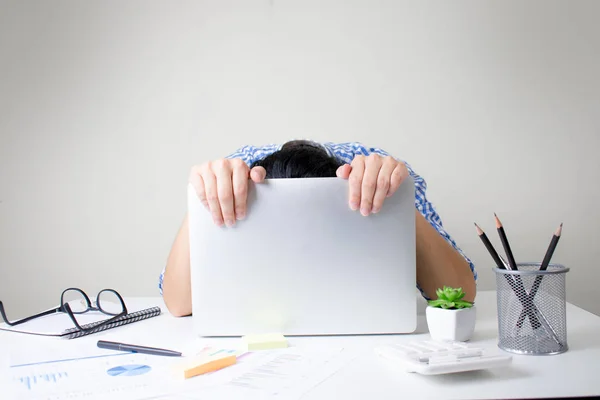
[1,0,599,319]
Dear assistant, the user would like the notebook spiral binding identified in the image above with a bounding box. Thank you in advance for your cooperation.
[62,306,162,339]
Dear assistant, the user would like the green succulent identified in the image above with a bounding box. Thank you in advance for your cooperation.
[427,286,473,310]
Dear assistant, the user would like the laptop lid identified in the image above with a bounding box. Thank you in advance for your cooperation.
[188,176,417,336]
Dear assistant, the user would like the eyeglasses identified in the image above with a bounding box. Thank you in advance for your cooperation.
[0,288,128,336]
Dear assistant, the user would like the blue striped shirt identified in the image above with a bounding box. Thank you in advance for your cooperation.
[158,141,477,299]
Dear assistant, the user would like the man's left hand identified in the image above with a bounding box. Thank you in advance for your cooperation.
[336,154,409,216]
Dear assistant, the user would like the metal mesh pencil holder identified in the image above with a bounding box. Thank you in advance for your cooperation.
[493,262,569,355]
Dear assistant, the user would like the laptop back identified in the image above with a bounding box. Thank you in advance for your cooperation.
[188,177,417,336]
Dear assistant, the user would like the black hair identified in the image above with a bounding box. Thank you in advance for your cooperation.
[251,141,344,179]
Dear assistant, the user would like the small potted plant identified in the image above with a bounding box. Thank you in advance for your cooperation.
[426,286,476,342]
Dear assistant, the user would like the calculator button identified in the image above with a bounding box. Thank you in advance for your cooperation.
[445,349,483,359]
[419,341,448,351]
[449,341,469,349]
[388,344,418,356]
[428,355,460,364]
[410,342,439,352]
[396,343,427,354]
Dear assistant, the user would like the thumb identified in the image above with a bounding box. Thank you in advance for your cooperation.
[250,166,266,183]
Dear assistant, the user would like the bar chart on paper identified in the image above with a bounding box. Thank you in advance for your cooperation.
[9,353,177,400]
[230,352,311,392]
[17,371,69,391]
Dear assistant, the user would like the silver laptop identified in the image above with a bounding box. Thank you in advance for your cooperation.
[187,176,417,337]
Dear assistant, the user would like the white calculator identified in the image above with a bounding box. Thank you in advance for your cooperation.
[375,340,512,375]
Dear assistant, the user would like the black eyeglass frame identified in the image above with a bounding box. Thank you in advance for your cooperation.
[0,288,128,334]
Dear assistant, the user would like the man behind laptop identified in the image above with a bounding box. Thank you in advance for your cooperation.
[160,140,477,317]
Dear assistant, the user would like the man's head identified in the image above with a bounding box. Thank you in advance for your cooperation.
[251,140,343,179]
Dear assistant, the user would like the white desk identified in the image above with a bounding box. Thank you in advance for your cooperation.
[2,290,600,399]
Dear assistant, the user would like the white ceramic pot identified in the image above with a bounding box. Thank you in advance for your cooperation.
[426,305,476,342]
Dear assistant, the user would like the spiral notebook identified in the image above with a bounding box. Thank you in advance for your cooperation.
[0,306,161,339]
[62,307,161,339]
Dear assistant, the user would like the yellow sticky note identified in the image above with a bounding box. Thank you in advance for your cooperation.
[242,333,288,351]
[174,349,238,379]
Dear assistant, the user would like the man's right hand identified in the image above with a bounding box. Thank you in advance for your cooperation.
[189,159,266,227]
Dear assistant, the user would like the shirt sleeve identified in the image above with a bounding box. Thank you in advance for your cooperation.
[324,142,478,300]
[224,144,281,166]
[407,162,478,299]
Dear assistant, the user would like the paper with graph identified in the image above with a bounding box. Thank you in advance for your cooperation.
[172,346,357,400]
[8,344,357,400]
[8,351,178,400]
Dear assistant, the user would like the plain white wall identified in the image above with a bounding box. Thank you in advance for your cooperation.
[1,0,599,320]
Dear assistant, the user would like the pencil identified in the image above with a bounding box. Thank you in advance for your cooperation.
[474,222,541,329]
[529,223,563,298]
[474,223,504,269]
[477,221,510,270]
[494,213,518,271]
[540,223,563,271]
